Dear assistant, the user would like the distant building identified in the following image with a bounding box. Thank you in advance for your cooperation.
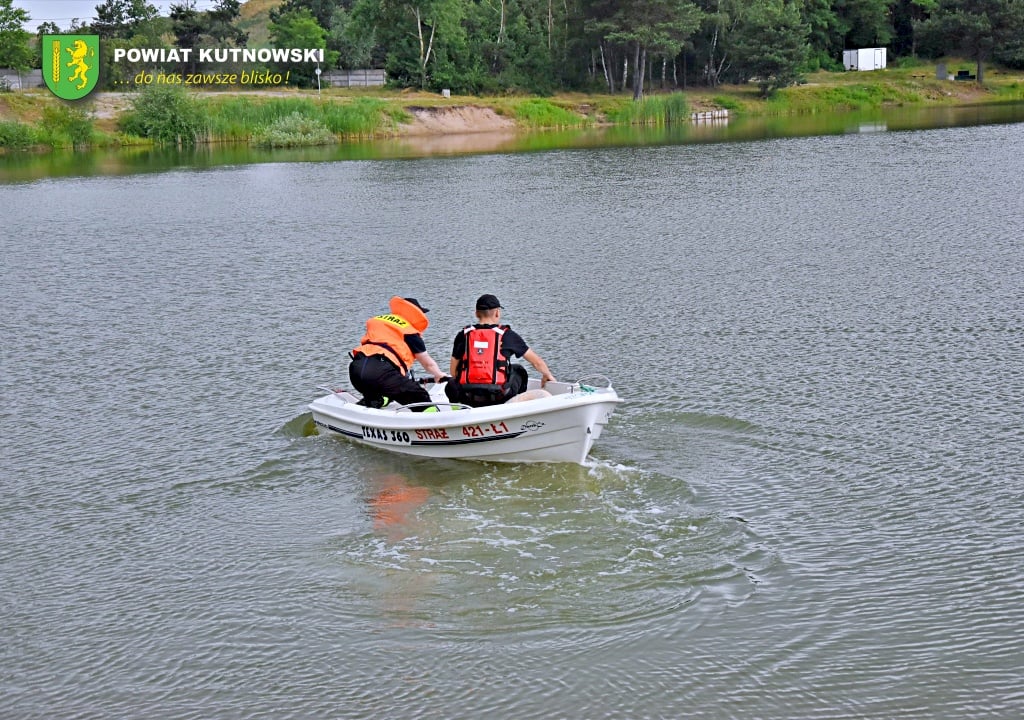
[842,48,887,72]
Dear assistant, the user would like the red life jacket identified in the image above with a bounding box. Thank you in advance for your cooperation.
[457,325,509,388]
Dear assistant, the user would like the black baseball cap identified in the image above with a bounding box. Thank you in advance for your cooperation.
[476,294,503,310]
[403,297,429,313]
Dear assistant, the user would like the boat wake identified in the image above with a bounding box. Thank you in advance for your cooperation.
[277,411,319,438]
[316,456,768,634]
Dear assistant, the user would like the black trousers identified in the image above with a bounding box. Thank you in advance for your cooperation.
[349,354,431,409]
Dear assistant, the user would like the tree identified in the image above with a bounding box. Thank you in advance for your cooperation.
[582,0,625,92]
[205,0,247,46]
[270,0,343,31]
[992,0,1024,68]
[731,0,809,96]
[269,7,337,85]
[693,0,743,87]
[917,0,1024,82]
[168,0,247,73]
[92,0,159,39]
[479,0,565,93]
[170,1,204,71]
[839,0,893,49]
[891,0,938,57]
[349,0,467,91]
[0,0,32,70]
[81,1,167,88]
[330,5,375,69]
[801,0,845,69]
[586,0,702,99]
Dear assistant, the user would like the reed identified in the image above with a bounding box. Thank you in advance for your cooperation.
[204,96,406,141]
[606,93,690,125]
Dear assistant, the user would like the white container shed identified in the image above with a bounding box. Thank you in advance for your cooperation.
[843,48,887,71]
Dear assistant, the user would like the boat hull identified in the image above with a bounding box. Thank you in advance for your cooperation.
[309,381,621,464]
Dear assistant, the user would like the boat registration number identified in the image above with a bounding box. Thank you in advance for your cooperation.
[360,421,511,445]
[361,426,412,444]
[461,422,510,438]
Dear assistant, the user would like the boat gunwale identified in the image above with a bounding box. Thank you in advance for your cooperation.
[309,386,622,432]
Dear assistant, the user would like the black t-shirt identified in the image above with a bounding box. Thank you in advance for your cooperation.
[451,324,528,364]
[405,333,426,355]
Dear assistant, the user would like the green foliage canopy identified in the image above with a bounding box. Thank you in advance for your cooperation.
[916,0,1024,80]
[0,0,32,69]
[2,0,1024,98]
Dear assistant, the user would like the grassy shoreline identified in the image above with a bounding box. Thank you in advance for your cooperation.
[2,61,1023,153]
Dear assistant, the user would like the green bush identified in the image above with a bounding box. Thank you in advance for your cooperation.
[252,111,335,147]
[38,104,95,149]
[120,85,209,146]
[0,120,35,150]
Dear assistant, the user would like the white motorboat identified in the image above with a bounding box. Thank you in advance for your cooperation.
[309,377,622,464]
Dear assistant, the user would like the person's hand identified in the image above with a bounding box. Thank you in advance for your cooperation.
[541,373,555,387]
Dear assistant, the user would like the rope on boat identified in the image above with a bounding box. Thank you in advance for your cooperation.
[575,374,613,392]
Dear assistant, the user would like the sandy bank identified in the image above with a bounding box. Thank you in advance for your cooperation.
[77,92,520,136]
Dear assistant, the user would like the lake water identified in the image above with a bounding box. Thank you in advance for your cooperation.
[2,113,1023,719]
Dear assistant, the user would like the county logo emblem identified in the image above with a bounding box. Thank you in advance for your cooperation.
[43,35,100,100]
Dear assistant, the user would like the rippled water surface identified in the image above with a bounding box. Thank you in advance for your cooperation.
[2,122,1023,719]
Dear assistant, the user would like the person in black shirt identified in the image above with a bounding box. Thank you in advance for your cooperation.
[349,296,446,409]
[444,294,555,407]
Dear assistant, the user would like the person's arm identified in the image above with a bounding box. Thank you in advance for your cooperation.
[445,332,466,381]
[415,351,447,382]
[522,349,555,387]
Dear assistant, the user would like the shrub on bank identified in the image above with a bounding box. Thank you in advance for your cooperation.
[120,85,209,146]
[252,111,335,147]
[0,120,34,150]
[39,104,95,149]
[0,106,96,150]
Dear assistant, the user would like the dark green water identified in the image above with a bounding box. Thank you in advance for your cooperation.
[1,113,1022,719]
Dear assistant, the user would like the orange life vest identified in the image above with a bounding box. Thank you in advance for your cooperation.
[457,325,509,388]
[353,297,429,374]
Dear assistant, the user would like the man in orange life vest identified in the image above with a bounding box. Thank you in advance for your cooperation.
[349,297,447,410]
[444,294,556,407]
